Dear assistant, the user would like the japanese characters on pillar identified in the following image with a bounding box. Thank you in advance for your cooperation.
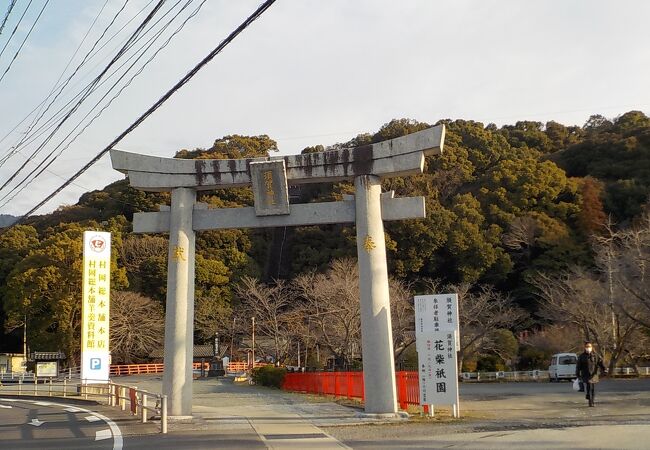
[415,294,460,411]
[81,231,111,384]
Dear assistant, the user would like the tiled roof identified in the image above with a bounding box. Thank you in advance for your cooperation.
[149,344,214,359]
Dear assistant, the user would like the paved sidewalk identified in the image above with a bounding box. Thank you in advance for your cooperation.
[121,375,370,449]
[116,375,650,449]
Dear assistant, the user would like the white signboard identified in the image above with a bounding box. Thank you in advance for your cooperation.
[81,231,111,384]
[36,361,58,378]
[415,294,459,351]
[417,330,459,406]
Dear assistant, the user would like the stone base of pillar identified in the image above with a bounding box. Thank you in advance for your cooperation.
[166,415,194,422]
[354,412,409,420]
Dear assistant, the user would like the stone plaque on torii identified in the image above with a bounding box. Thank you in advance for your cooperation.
[110,125,445,418]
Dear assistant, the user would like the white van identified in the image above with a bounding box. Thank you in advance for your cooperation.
[548,353,578,382]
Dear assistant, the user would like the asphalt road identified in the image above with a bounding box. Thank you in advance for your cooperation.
[325,378,650,449]
[459,377,650,398]
[0,397,122,450]
[0,397,267,450]
[3,379,648,449]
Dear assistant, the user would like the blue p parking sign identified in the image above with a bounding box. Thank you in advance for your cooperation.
[90,358,101,370]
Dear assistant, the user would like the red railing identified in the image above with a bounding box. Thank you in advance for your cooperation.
[110,361,269,376]
[110,362,209,376]
[225,361,270,373]
[282,371,421,410]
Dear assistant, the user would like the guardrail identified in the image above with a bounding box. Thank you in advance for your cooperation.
[0,372,36,382]
[100,383,167,434]
[613,366,650,376]
[0,376,167,434]
[460,370,548,382]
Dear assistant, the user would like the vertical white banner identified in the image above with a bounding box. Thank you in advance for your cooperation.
[417,330,459,406]
[415,294,461,411]
[81,231,111,384]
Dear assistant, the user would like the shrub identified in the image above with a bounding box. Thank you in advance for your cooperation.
[251,365,287,388]
[517,344,553,370]
[476,355,506,372]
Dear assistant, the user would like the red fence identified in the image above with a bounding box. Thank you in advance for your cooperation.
[110,361,268,376]
[282,371,421,410]
[225,361,270,373]
[110,362,209,376]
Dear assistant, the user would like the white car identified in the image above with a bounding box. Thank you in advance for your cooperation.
[548,353,578,382]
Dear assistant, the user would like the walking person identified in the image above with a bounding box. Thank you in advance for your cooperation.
[576,341,607,407]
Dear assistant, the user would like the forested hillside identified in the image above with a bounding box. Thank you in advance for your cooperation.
[1,111,648,368]
[0,214,16,227]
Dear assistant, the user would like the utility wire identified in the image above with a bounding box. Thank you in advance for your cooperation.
[0,0,206,206]
[0,0,156,151]
[1,0,189,185]
[0,0,132,166]
[0,0,33,61]
[0,0,175,171]
[5,0,277,227]
[0,0,185,190]
[0,0,166,192]
[0,0,18,36]
[0,0,111,161]
[0,0,50,84]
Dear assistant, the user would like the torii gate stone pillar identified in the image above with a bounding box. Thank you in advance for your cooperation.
[110,125,445,418]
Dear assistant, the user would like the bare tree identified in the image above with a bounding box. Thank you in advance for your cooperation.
[118,235,168,273]
[234,276,297,365]
[293,259,362,369]
[525,324,584,355]
[611,210,650,328]
[389,278,416,360]
[110,291,164,364]
[531,268,640,371]
[502,215,540,256]
[194,296,232,356]
[424,279,528,371]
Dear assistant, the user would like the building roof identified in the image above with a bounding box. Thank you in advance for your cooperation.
[30,351,66,361]
[149,344,214,359]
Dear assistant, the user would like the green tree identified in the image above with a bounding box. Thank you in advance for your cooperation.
[3,222,127,362]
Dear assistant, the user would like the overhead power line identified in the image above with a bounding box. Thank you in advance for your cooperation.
[0,0,18,36]
[0,0,33,61]
[0,0,50,84]
[0,0,208,207]
[0,0,166,193]
[0,0,112,161]
[0,0,157,152]
[5,0,277,227]
[0,0,186,197]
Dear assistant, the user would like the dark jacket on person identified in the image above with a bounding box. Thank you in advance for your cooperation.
[576,351,606,383]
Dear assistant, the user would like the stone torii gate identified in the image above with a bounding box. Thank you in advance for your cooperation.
[110,125,445,418]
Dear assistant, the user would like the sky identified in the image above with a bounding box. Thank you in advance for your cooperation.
[0,0,649,216]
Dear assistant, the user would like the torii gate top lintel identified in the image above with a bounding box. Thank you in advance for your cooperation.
[110,125,444,192]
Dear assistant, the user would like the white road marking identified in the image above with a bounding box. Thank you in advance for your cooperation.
[96,429,112,441]
[0,398,123,450]
[29,418,44,426]
[85,409,123,450]
[85,415,101,422]
[65,407,82,413]
[33,401,51,406]
[0,405,12,409]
